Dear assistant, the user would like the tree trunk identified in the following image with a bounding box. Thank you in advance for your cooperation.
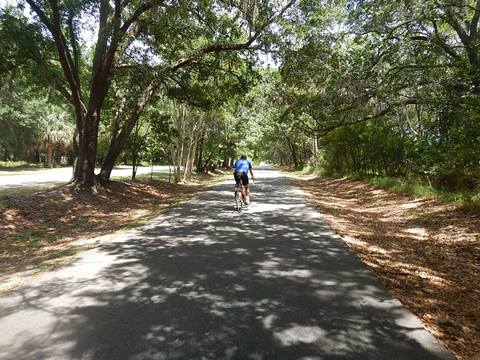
[132,151,138,180]
[98,78,160,183]
[196,123,206,171]
[72,111,99,187]
[182,114,203,182]
[184,136,198,182]
[183,146,192,182]
[46,139,54,168]
[286,135,298,168]
[173,149,181,183]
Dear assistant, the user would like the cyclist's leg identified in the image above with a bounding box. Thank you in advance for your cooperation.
[240,185,246,202]
[234,173,241,189]
[234,174,243,210]
[242,173,250,204]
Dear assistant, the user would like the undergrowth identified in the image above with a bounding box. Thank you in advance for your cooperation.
[0,161,33,169]
[300,166,480,213]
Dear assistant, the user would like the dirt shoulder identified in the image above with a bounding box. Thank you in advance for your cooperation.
[0,174,224,290]
[286,173,479,360]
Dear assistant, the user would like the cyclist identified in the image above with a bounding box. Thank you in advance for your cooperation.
[233,155,254,205]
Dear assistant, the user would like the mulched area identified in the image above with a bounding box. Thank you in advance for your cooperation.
[0,179,208,276]
[287,174,479,360]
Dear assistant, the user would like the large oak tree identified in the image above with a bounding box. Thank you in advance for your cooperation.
[19,0,296,187]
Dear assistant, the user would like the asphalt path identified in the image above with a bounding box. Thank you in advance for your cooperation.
[0,166,170,189]
[0,168,454,359]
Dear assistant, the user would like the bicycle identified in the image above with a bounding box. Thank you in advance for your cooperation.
[234,183,246,212]
[234,178,255,212]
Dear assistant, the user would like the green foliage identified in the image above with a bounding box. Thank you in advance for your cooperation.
[0,79,74,164]
[241,0,480,193]
[2,0,479,194]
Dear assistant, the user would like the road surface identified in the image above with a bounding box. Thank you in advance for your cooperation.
[0,168,454,359]
[0,166,169,189]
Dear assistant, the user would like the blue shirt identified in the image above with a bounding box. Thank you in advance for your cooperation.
[234,159,252,173]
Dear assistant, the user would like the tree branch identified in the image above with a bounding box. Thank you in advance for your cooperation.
[26,0,86,118]
[470,0,480,38]
[315,99,422,136]
[67,10,81,91]
[410,33,459,59]
[25,0,55,33]
[444,8,470,46]
[168,0,297,72]
[120,0,166,35]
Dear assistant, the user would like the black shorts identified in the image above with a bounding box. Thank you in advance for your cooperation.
[234,172,249,186]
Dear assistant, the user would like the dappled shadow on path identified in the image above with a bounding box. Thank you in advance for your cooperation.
[0,170,453,359]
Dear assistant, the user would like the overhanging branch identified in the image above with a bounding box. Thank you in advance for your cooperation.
[167,0,297,72]
[314,99,422,136]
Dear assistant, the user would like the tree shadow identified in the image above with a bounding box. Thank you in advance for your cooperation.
[288,174,479,359]
[0,170,453,359]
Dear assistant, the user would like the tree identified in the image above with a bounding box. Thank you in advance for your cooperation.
[13,0,296,188]
[0,78,73,165]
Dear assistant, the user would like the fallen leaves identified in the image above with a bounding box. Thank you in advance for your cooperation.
[0,179,209,276]
[288,174,479,360]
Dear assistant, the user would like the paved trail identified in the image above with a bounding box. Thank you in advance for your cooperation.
[0,169,453,359]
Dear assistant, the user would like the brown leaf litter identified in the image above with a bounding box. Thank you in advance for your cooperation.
[287,174,479,360]
[0,179,209,277]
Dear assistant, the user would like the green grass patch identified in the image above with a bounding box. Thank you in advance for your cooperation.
[0,162,72,172]
[0,161,47,171]
[113,170,229,185]
[0,161,31,168]
[111,171,170,182]
[0,184,60,198]
[300,166,480,213]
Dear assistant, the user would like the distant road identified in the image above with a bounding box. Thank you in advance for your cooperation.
[0,165,170,189]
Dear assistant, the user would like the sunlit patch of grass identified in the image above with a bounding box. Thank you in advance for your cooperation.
[0,162,71,171]
[128,170,229,185]
[132,171,171,182]
[458,193,480,213]
[0,184,60,198]
[0,161,32,169]
[0,162,55,173]
[367,176,479,212]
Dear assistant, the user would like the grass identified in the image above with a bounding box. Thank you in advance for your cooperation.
[0,183,60,198]
[112,171,171,182]
[0,161,73,172]
[0,161,48,171]
[114,169,231,184]
[299,166,480,213]
[0,161,31,168]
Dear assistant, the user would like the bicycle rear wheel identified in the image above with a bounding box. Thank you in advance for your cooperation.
[234,190,241,211]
